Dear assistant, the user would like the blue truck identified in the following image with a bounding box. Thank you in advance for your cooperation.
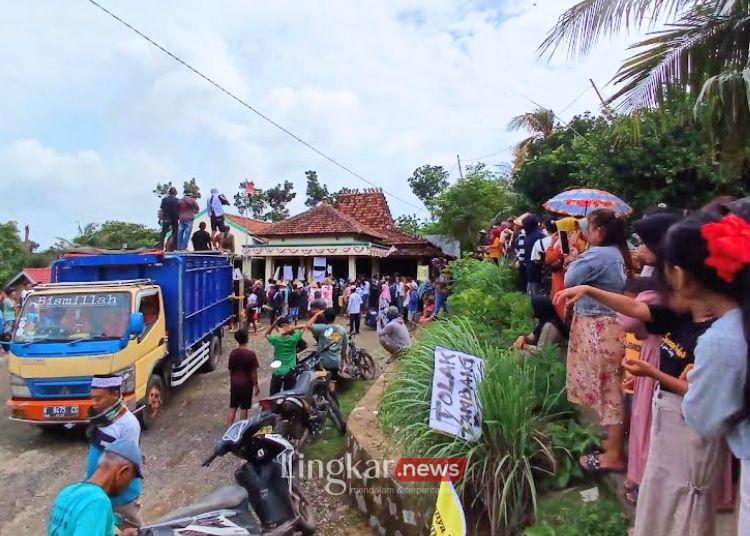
[7,251,234,428]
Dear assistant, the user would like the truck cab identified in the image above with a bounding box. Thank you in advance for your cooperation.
[7,280,168,426]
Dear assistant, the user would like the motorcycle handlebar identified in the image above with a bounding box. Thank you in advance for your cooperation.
[201,452,219,467]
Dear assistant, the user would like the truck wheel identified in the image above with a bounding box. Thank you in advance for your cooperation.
[140,374,168,430]
[201,335,222,373]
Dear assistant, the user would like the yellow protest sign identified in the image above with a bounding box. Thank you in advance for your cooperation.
[430,480,466,536]
[417,264,430,282]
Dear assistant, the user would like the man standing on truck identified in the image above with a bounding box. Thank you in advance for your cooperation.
[85,374,143,529]
[207,188,227,241]
[159,186,179,251]
[176,189,200,250]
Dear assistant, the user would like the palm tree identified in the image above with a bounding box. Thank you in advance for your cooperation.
[507,107,556,168]
[540,0,750,160]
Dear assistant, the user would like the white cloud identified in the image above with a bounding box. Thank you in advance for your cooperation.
[0,0,641,247]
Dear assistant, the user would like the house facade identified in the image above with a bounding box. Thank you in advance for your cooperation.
[244,189,447,282]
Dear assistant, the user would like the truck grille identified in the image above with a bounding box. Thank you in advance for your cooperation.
[26,377,91,399]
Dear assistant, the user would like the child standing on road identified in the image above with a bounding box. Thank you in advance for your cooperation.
[226,329,259,426]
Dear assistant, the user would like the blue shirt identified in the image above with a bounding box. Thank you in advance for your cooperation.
[564,246,626,316]
[48,482,114,536]
[682,309,750,459]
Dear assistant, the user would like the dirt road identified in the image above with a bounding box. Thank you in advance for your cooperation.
[0,324,384,535]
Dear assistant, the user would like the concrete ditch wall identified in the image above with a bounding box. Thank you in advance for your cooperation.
[344,372,438,535]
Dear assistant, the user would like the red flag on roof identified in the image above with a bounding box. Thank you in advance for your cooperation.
[244,180,256,195]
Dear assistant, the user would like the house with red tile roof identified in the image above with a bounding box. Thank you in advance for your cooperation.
[246,189,448,281]
[6,267,51,288]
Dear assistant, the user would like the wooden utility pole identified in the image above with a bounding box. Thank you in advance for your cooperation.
[457,154,464,179]
[589,78,607,108]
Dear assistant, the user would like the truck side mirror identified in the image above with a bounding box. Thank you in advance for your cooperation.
[128,312,145,336]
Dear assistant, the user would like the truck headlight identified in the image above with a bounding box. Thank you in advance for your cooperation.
[114,366,136,394]
[9,374,31,398]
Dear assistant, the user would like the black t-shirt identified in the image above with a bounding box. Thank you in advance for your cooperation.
[160,195,179,221]
[646,305,714,393]
[191,230,212,251]
[288,289,301,307]
[228,347,259,390]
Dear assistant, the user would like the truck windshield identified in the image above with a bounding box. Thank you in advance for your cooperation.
[13,292,131,343]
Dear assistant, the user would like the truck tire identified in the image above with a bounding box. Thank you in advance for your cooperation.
[139,374,168,431]
[200,335,222,373]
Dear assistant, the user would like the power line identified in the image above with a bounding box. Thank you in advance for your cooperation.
[85,0,427,214]
[559,85,592,115]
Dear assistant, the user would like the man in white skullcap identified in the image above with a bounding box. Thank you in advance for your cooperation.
[85,374,143,528]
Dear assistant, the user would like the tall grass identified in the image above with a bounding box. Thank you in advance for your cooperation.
[380,318,565,535]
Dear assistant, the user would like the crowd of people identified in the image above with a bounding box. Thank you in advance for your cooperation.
[157,186,235,252]
[487,197,750,535]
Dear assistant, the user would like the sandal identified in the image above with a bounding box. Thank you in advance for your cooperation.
[624,483,639,505]
[579,452,626,475]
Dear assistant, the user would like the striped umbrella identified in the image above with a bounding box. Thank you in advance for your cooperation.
[543,188,632,217]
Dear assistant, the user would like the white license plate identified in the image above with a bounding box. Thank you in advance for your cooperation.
[43,405,79,419]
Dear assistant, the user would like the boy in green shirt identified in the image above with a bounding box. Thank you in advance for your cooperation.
[266,316,305,395]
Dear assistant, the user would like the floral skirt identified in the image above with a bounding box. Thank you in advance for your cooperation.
[566,312,625,426]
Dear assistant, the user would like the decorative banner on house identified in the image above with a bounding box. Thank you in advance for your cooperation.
[296,266,306,281]
[430,480,467,536]
[417,264,429,282]
[273,267,281,281]
[321,284,333,308]
[313,257,327,282]
[429,346,485,441]
[283,265,294,281]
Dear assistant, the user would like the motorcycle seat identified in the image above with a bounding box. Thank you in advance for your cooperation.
[152,485,249,523]
[264,371,316,402]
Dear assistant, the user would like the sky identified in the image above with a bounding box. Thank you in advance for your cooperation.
[0,0,639,248]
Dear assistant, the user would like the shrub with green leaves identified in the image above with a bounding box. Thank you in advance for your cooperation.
[380,318,564,535]
[525,491,629,536]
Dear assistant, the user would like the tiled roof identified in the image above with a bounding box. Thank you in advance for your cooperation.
[225,214,272,235]
[256,203,387,240]
[336,189,429,246]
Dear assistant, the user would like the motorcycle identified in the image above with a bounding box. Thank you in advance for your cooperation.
[138,410,315,535]
[261,333,346,451]
[340,334,377,380]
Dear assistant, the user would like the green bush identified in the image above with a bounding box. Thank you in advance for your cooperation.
[380,318,562,535]
[448,257,517,296]
[525,491,629,536]
[449,288,533,348]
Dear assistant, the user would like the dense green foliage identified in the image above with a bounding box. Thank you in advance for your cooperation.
[542,0,750,167]
[0,221,30,285]
[408,164,449,215]
[432,163,513,249]
[233,180,296,221]
[511,96,750,214]
[525,490,629,536]
[446,259,532,346]
[66,221,160,250]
